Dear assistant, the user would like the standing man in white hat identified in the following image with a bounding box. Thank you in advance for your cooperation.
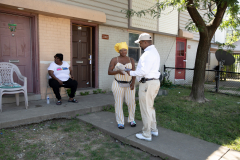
[126,33,161,141]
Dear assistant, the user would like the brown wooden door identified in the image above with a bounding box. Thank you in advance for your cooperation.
[0,13,33,92]
[72,25,91,88]
[175,38,186,79]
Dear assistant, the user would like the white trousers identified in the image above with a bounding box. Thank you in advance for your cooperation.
[112,80,136,125]
[139,80,160,138]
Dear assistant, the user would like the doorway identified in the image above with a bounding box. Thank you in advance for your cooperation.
[72,24,93,88]
[175,38,187,79]
[0,13,33,92]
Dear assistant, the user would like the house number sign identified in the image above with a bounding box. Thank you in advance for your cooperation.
[102,34,109,40]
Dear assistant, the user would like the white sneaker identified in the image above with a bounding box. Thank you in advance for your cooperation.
[136,133,152,141]
[151,131,158,136]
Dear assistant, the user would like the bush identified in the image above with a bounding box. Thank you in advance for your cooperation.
[102,90,107,94]
[93,90,98,94]
[66,89,76,96]
[80,91,90,96]
[162,77,173,88]
[97,89,102,93]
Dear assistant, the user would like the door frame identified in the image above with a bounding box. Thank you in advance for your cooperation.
[70,20,99,88]
[175,37,187,80]
[0,8,40,93]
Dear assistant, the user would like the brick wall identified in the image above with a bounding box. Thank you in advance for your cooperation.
[98,25,128,90]
[38,14,71,99]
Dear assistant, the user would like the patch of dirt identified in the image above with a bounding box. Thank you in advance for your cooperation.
[0,119,162,160]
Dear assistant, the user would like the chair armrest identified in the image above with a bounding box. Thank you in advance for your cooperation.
[12,65,27,88]
[16,74,27,87]
[23,76,27,88]
[17,74,25,82]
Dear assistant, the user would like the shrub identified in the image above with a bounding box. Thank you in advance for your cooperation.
[97,89,102,93]
[93,90,98,94]
[162,78,173,88]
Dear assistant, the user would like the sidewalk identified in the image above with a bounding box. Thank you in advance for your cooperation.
[0,93,239,160]
[78,111,240,160]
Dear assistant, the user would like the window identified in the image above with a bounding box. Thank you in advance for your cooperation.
[128,33,141,62]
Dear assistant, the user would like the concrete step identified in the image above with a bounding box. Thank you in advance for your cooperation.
[65,88,108,97]
[0,93,115,129]
[2,88,106,104]
[2,93,41,104]
[75,88,100,96]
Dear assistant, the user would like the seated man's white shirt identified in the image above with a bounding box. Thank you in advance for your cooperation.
[48,61,70,81]
[130,45,160,82]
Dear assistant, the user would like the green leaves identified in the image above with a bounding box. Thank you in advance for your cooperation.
[215,41,236,53]
[123,0,240,41]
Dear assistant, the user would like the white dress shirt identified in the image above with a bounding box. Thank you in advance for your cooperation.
[130,45,160,82]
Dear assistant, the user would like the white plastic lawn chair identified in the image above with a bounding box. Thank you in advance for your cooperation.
[0,62,28,112]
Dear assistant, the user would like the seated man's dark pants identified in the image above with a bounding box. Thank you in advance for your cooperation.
[49,78,78,100]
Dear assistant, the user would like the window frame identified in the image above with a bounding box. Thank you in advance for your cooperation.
[128,31,153,64]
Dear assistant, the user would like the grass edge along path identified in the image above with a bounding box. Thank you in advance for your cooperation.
[105,86,240,151]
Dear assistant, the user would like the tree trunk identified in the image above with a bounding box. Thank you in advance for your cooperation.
[188,35,211,103]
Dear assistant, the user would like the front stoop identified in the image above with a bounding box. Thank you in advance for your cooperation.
[0,93,114,129]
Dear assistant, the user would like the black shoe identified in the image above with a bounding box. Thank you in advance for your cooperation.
[130,121,136,127]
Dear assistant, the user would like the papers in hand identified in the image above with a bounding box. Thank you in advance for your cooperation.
[116,64,125,71]
[116,64,131,72]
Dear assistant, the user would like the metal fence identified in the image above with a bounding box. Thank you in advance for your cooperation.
[223,54,240,73]
[164,66,240,96]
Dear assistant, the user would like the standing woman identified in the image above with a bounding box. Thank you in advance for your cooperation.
[108,42,136,129]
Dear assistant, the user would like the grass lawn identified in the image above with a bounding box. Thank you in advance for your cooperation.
[106,86,240,151]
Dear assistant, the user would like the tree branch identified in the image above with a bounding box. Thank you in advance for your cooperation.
[208,3,215,17]
[208,1,228,37]
[186,0,207,33]
[210,2,228,29]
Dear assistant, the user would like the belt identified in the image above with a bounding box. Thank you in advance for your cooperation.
[115,78,132,83]
[145,78,154,81]
[140,78,158,83]
[145,78,158,81]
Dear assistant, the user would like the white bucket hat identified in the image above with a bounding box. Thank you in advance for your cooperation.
[135,33,152,43]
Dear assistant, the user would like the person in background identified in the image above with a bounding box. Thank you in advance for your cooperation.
[126,33,161,141]
[48,53,78,105]
[108,42,136,129]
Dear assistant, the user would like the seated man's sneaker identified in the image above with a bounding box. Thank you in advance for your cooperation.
[151,131,158,136]
[136,133,152,141]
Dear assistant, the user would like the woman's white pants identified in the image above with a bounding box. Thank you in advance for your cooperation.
[112,80,136,125]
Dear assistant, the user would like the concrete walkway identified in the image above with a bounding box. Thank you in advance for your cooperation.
[78,111,240,160]
[0,93,240,160]
[0,93,114,128]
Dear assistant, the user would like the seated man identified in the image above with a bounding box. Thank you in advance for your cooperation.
[48,53,78,105]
